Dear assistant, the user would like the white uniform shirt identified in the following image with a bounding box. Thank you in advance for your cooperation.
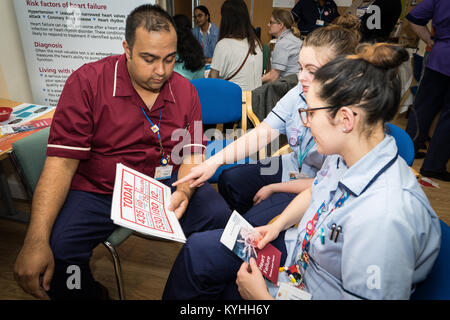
[270,29,302,78]
[268,134,441,299]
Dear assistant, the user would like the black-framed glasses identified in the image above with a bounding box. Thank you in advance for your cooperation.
[269,19,281,25]
[298,106,357,126]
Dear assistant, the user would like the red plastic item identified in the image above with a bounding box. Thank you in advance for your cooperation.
[0,107,12,122]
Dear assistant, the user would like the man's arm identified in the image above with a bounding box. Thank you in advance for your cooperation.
[14,156,79,299]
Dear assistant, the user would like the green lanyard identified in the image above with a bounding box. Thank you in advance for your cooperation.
[297,133,315,170]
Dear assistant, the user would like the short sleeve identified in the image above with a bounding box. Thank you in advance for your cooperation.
[406,0,435,26]
[210,40,229,78]
[47,67,94,160]
[264,84,302,134]
[270,41,289,72]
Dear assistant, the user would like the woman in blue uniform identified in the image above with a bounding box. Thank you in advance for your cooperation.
[174,22,361,224]
[163,43,441,300]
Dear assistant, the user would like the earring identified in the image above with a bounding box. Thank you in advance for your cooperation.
[343,128,347,132]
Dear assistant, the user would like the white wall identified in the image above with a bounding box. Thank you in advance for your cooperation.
[0,0,33,102]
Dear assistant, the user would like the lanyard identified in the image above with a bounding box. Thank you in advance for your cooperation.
[317,6,325,20]
[140,106,169,165]
[297,130,316,170]
[299,190,350,270]
[298,137,315,170]
[280,191,350,289]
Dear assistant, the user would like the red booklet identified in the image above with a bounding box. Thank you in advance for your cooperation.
[220,211,282,283]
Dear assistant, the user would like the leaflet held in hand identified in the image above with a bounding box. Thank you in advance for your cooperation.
[111,163,186,243]
[220,211,281,284]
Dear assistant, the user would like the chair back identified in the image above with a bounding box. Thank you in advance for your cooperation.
[386,123,414,166]
[191,78,242,125]
[411,220,450,300]
[10,127,50,196]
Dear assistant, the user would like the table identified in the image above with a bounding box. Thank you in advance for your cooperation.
[0,99,55,221]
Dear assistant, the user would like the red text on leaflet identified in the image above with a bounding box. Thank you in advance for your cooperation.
[135,208,146,225]
[122,181,134,209]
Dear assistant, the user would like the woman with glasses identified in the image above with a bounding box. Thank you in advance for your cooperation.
[164,43,441,300]
[192,5,219,64]
[262,9,302,83]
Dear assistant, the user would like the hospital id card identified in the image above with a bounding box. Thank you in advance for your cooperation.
[154,165,173,180]
[276,282,312,300]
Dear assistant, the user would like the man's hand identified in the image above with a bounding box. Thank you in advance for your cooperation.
[14,242,54,299]
[169,189,190,219]
[236,258,273,300]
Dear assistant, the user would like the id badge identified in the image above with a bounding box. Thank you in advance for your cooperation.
[276,282,312,300]
[316,19,324,26]
[289,171,310,180]
[154,165,173,180]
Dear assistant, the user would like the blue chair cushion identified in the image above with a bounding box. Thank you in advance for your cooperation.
[411,220,450,300]
[191,78,242,125]
[386,123,415,166]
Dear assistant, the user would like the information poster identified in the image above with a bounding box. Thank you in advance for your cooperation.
[14,0,155,106]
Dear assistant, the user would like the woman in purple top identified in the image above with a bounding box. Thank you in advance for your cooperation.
[405,0,450,181]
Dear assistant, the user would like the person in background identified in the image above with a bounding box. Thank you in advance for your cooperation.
[163,43,441,300]
[291,0,340,36]
[405,0,450,181]
[192,5,219,64]
[173,14,205,80]
[262,9,302,83]
[209,0,263,91]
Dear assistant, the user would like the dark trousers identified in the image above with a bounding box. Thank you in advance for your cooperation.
[406,67,450,172]
[47,175,232,300]
[163,158,298,300]
[218,157,283,214]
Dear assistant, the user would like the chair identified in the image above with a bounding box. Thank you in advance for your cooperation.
[386,123,415,166]
[411,219,450,300]
[10,127,131,300]
[191,78,261,183]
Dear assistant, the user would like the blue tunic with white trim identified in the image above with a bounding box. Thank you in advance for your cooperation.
[268,135,441,299]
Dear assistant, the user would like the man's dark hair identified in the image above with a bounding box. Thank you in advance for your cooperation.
[125,4,176,51]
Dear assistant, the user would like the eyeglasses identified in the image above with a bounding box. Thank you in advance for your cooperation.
[298,106,358,126]
[269,20,280,25]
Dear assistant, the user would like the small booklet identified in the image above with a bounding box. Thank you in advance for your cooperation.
[0,118,52,135]
[111,163,186,243]
[220,211,281,284]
